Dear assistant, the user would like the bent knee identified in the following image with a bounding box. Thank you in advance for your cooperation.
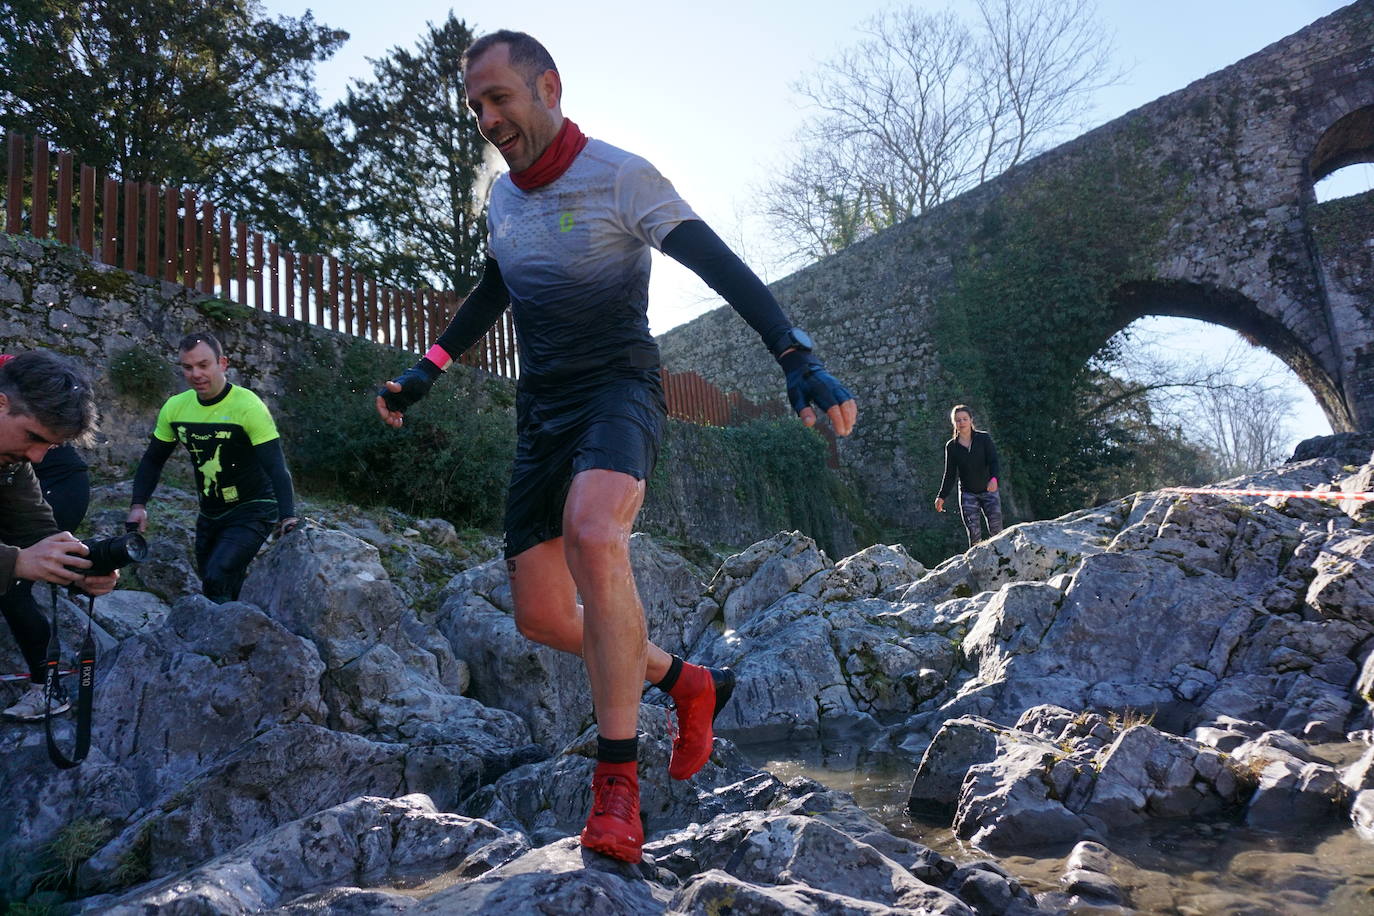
[563,520,630,567]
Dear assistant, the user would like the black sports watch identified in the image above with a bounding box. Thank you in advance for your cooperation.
[769,327,815,358]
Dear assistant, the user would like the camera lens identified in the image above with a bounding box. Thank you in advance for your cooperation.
[80,532,149,577]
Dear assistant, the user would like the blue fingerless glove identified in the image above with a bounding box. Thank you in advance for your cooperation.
[778,350,853,416]
[379,357,442,413]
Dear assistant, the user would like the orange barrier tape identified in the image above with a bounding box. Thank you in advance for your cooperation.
[1164,487,1374,502]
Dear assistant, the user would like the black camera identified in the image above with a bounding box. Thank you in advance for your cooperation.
[78,531,148,576]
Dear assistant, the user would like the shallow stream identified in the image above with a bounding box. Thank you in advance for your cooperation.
[742,740,1374,915]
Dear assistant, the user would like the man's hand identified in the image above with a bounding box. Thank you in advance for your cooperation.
[14,532,90,586]
[935,497,945,513]
[778,350,858,437]
[274,517,299,538]
[376,360,441,428]
[75,571,119,597]
[987,478,999,493]
[127,505,148,533]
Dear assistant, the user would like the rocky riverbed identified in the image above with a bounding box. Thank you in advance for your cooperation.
[1,435,1372,913]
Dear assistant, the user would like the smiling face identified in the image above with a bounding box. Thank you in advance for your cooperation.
[0,394,63,469]
[179,342,229,400]
[464,42,562,172]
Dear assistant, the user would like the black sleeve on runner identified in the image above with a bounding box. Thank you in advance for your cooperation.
[130,437,176,506]
[254,439,295,520]
[433,257,512,364]
[661,220,792,355]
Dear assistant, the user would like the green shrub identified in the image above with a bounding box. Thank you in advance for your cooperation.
[108,344,173,406]
[283,340,515,528]
[33,817,113,894]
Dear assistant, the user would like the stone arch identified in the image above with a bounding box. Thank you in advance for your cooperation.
[1311,105,1374,182]
[1110,279,1353,431]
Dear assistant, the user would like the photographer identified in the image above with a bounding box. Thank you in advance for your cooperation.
[0,351,117,721]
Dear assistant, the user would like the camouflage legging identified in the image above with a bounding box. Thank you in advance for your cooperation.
[959,490,1003,547]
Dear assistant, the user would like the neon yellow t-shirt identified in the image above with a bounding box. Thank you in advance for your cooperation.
[152,384,280,518]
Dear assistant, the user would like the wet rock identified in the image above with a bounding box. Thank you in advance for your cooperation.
[1233,736,1349,829]
[1085,725,1245,829]
[909,717,1010,815]
[952,742,1094,850]
[1352,789,1374,841]
[946,860,1036,915]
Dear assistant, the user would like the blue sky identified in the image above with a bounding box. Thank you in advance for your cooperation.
[263,0,1358,442]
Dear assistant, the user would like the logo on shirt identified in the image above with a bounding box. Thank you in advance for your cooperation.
[558,212,575,232]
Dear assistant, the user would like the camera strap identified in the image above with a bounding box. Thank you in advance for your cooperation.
[43,584,96,769]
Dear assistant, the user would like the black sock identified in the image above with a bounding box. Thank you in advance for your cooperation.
[596,734,639,765]
[653,655,684,693]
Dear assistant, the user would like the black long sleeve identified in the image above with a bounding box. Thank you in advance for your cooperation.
[938,432,1000,498]
[130,437,176,506]
[938,442,959,500]
[253,439,295,520]
[432,256,512,364]
[661,220,793,355]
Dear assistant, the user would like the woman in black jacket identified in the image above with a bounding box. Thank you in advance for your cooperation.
[934,404,1003,548]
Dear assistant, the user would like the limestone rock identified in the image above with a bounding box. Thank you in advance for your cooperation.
[96,794,526,913]
[432,534,712,750]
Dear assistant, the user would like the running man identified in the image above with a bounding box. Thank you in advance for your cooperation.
[127,333,298,603]
[376,31,857,864]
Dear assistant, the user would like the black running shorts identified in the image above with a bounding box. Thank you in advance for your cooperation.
[503,369,666,558]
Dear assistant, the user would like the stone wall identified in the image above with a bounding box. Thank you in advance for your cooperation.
[657,2,1374,543]
[0,234,859,555]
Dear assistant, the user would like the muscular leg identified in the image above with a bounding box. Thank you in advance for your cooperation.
[559,468,656,742]
[507,528,672,692]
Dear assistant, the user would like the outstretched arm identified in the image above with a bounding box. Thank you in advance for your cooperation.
[376,256,512,427]
[661,220,857,436]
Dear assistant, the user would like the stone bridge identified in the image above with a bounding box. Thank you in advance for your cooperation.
[658,0,1374,544]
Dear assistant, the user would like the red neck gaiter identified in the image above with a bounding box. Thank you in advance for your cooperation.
[510,118,588,191]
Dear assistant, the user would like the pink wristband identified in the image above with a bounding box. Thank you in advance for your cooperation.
[424,344,454,371]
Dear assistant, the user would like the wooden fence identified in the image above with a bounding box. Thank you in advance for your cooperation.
[2,130,784,428]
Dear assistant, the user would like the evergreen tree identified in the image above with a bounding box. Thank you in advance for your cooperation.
[334,13,490,294]
[0,0,348,250]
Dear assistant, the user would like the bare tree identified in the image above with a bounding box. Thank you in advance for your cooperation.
[1181,381,1298,478]
[1106,332,1302,479]
[761,0,1119,264]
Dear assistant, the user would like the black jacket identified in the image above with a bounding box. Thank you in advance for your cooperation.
[937,431,1001,499]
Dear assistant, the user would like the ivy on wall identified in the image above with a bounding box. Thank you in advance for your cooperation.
[923,137,1186,519]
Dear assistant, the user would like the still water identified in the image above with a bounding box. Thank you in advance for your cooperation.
[741,740,1374,915]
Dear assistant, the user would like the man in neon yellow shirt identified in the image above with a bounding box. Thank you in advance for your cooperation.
[127,333,297,603]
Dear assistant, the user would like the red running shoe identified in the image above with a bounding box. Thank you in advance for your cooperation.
[579,763,643,863]
[668,664,736,780]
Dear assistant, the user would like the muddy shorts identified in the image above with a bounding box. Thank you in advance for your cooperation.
[503,369,666,558]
